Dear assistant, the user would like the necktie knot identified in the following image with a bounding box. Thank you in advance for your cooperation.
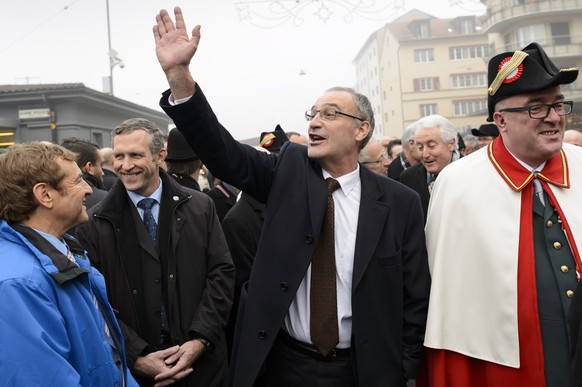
[532,172,545,207]
[138,198,156,211]
[326,178,340,194]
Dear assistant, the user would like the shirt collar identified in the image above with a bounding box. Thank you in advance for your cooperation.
[32,228,68,256]
[127,178,163,207]
[488,136,570,192]
[322,164,360,197]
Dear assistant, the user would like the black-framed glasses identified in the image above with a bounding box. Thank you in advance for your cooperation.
[305,107,366,122]
[499,101,573,119]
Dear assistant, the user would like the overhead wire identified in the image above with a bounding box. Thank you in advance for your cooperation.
[0,0,84,54]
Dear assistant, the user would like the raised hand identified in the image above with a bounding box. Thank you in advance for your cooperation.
[153,7,199,98]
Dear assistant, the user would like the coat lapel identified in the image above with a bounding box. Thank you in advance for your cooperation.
[353,169,390,287]
[306,161,328,245]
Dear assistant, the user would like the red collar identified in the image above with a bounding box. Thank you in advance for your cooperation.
[487,136,570,192]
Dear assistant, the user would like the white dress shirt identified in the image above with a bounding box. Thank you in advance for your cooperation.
[283,166,361,348]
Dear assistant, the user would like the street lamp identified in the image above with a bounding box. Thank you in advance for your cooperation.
[106,0,124,95]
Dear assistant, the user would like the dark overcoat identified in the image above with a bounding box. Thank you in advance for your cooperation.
[160,86,431,387]
[400,163,431,223]
[76,170,234,387]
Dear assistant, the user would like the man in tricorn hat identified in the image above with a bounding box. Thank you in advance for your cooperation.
[258,124,288,154]
[471,123,500,149]
[421,42,582,387]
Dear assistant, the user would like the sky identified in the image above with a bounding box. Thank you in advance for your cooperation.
[0,0,485,140]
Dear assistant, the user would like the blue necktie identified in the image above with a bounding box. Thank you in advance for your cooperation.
[137,198,170,334]
[138,198,158,243]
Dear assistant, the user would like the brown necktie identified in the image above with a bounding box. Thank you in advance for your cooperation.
[310,177,341,356]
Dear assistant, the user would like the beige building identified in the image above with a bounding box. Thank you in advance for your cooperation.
[355,10,489,138]
[355,2,582,138]
[482,0,582,129]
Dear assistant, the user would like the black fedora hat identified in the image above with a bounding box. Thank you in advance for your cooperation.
[259,124,288,153]
[471,123,499,137]
[487,42,578,122]
[165,129,198,162]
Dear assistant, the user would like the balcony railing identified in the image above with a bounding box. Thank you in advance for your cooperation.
[482,0,582,33]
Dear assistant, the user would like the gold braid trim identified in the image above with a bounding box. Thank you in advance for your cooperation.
[259,133,276,147]
[488,51,529,96]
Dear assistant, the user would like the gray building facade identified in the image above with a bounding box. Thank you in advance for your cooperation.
[0,83,173,150]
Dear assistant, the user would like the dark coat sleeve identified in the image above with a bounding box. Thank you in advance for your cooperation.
[569,278,582,387]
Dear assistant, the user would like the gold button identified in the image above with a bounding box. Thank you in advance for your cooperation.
[546,220,553,228]
[554,242,562,250]
[567,290,575,298]
[561,265,569,273]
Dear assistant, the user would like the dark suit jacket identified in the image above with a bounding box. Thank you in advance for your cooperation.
[102,168,118,191]
[221,191,266,355]
[206,182,237,221]
[160,86,430,387]
[170,172,201,191]
[83,173,108,210]
[387,154,405,181]
[76,171,235,387]
[400,163,430,223]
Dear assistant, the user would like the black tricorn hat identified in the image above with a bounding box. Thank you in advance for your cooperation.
[259,124,288,152]
[471,123,499,137]
[165,129,199,162]
[486,42,578,122]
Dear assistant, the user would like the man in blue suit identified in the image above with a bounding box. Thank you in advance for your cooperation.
[153,7,430,387]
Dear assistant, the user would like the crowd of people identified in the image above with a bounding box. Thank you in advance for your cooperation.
[1,6,582,387]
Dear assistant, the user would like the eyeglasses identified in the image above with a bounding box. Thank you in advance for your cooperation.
[498,101,573,119]
[362,153,387,165]
[305,107,366,122]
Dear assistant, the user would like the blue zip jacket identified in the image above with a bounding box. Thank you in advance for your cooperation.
[0,220,138,386]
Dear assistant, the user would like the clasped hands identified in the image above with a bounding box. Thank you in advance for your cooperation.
[134,339,205,386]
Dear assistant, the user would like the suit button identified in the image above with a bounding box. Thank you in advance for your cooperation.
[305,235,313,244]
[561,265,569,273]
[567,290,575,298]
[154,277,161,283]
[258,330,267,339]
[132,289,138,295]
[280,282,288,291]
[553,242,562,250]
[546,220,553,228]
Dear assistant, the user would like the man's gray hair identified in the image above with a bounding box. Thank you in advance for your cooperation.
[325,87,375,149]
[414,115,457,150]
[113,118,165,156]
[401,122,419,150]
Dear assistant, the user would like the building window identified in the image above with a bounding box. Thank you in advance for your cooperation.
[414,22,430,38]
[505,24,545,50]
[414,48,434,63]
[451,73,487,88]
[414,77,440,91]
[551,22,570,45]
[92,132,103,148]
[453,99,487,116]
[460,20,474,34]
[449,45,488,60]
[420,104,438,116]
